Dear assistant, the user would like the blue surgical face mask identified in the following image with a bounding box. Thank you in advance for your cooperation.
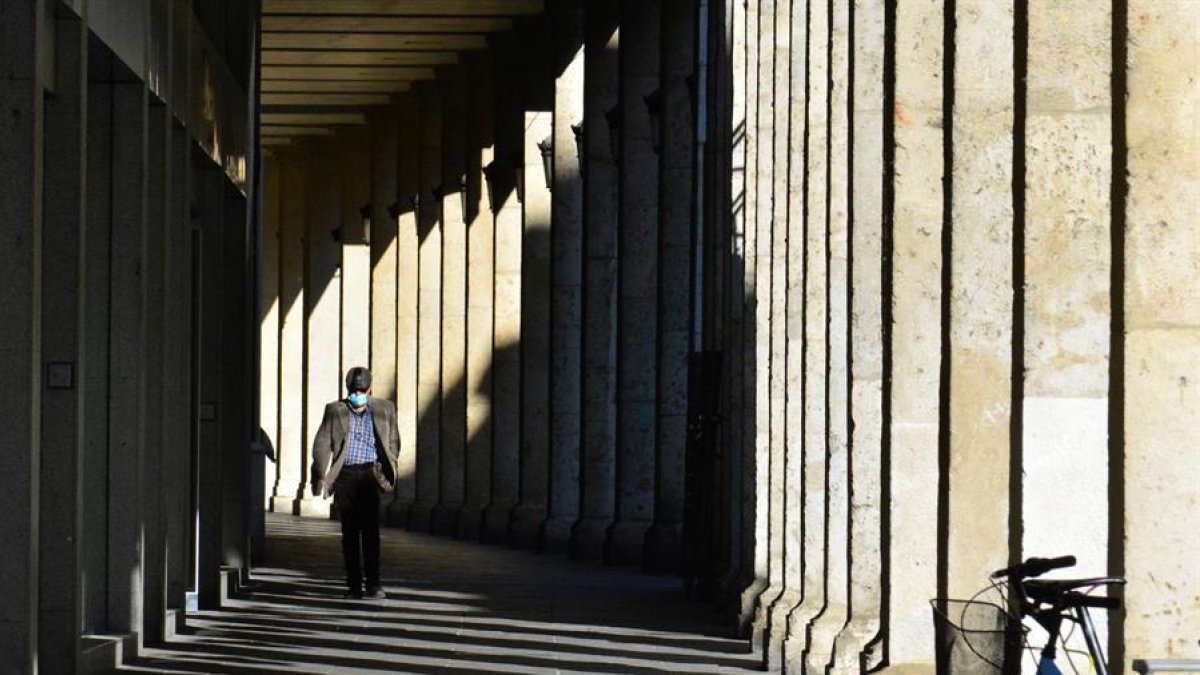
[347,392,369,408]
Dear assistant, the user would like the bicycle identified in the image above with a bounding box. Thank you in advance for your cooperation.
[933,555,1126,675]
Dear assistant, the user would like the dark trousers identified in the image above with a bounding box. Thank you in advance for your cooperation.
[333,464,381,593]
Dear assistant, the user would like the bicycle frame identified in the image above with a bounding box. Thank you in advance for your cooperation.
[1028,593,1109,675]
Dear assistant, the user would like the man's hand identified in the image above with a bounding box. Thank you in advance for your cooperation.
[312,477,325,497]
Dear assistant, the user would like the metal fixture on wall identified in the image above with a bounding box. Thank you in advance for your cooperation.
[537,136,554,191]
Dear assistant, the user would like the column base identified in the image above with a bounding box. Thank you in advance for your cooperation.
[295,497,330,519]
[763,588,801,671]
[604,518,650,566]
[540,515,576,554]
[269,495,296,513]
[384,495,411,528]
[508,504,547,549]
[570,515,612,560]
[642,521,682,573]
[480,502,515,544]
[430,503,461,536]
[456,502,487,541]
[407,500,436,533]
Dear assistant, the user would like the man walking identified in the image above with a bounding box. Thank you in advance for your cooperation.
[310,367,401,599]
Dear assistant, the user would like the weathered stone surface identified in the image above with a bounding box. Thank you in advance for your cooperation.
[276,154,307,515]
[369,108,399,401]
[390,95,420,527]
[1123,1,1200,657]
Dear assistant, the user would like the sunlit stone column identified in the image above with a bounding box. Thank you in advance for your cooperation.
[434,68,469,537]
[1122,0,1200,658]
[301,141,342,519]
[804,0,853,668]
[885,0,943,667]
[1022,1,1112,654]
[607,0,661,566]
[38,9,86,670]
[389,96,420,527]
[734,0,766,629]
[571,2,620,561]
[833,0,887,669]
[107,79,148,632]
[482,38,524,544]
[644,0,695,573]
[511,103,553,549]
[276,152,307,515]
[785,0,830,664]
[340,131,371,377]
[261,157,282,510]
[942,0,1015,604]
[459,56,496,541]
[369,107,399,401]
[765,0,805,667]
[751,0,786,654]
[410,83,444,533]
[544,0,586,555]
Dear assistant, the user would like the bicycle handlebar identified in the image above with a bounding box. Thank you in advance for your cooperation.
[991,555,1077,580]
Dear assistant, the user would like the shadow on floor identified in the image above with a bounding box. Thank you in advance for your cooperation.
[122,513,761,674]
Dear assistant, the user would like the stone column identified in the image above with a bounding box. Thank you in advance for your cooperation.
[511,24,554,549]
[434,67,469,537]
[261,156,282,509]
[607,0,661,566]
[276,152,307,514]
[340,130,371,376]
[571,0,620,561]
[389,96,420,527]
[38,8,85,670]
[482,39,523,545]
[750,0,786,654]
[164,121,192,614]
[219,184,250,575]
[833,0,887,669]
[764,0,805,667]
[302,141,342,519]
[107,78,149,632]
[410,83,444,533]
[718,0,748,597]
[0,0,44,662]
[942,0,1015,604]
[734,0,766,628]
[369,108,399,401]
[784,0,830,663]
[460,56,496,540]
[83,67,113,633]
[644,0,694,573]
[886,0,943,667]
[196,162,225,609]
[1023,0,1113,650]
[804,0,852,663]
[141,100,169,645]
[1122,0,1200,658]
[543,0,585,555]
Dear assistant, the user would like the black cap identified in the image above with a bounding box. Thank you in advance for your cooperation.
[345,367,372,392]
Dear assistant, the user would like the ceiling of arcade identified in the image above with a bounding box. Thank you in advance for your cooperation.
[259,0,544,145]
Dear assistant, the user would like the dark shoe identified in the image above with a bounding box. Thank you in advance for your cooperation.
[364,586,386,600]
[344,589,363,600]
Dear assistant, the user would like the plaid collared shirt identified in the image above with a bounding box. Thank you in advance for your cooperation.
[343,403,378,466]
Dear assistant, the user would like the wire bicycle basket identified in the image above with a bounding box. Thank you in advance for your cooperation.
[931,599,1027,675]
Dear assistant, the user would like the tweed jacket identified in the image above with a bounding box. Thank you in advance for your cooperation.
[310,397,401,497]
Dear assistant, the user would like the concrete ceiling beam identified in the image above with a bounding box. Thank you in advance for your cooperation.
[262,93,393,106]
[262,65,435,81]
[262,33,487,51]
[262,16,513,33]
[262,50,458,67]
[262,125,336,136]
[261,112,367,126]
[261,0,542,16]
[262,80,412,93]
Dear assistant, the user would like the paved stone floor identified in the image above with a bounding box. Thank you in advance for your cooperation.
[122,513,763,674]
